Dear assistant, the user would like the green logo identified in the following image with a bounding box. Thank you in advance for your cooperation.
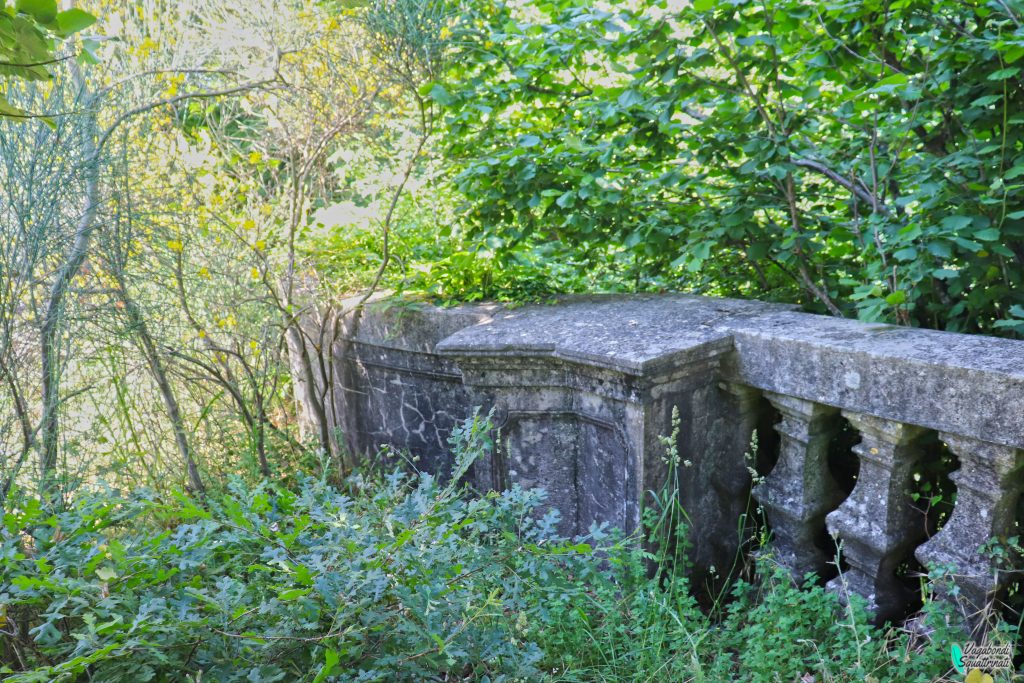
[951,643,965,674]
[951,642,1011,682]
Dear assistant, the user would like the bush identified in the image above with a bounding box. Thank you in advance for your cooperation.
[0,414,604,682]
[2,412,1018,681]
[431,0,1024,333]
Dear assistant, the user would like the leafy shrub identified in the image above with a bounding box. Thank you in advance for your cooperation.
[2,412,1019,681]
[301,133,645,304]
[0,414,603,682]
[430,0,1024,333]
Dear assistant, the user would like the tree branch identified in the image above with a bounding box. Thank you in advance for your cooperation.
[792,158,891,216]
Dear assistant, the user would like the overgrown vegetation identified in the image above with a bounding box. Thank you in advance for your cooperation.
[311,0,1024,330]
[2,0,1023,680]
[423,0,1024,332]
[3,413,1010,681]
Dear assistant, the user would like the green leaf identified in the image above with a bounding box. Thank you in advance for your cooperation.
[277,588,310,601]
[940,215,973,231]
[953,237,982,252]
[971,94,1002,107]
[693,0,715,11]
[1006,46,1024,64]
[885,291,906,305]
[518,134,540,148]
[974,228,1000,241]
[988,67,1021,80]
[873,72,908,93]
[1004,165,1024,179]
[312,649,340,683]
[426,83,454,106]
[617,89,643,108]
[0,92,27,119]
[15,0,57,24]
[55,8,95,36]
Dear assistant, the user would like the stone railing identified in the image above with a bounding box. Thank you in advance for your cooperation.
[293,293,1024,622]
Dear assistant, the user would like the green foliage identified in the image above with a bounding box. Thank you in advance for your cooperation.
[429,0,1024,332]
[303,131,665,304]
[4,410,1018,681]
[1,413,601,681]
[0,1,96,119]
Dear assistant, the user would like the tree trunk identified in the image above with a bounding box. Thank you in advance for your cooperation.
[119,287,207,497]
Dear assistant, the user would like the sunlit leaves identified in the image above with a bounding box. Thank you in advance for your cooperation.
[434,0,1024,333]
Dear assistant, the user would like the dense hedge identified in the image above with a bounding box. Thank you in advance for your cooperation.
[429,0,1024,332]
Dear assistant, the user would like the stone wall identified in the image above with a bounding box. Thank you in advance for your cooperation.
[294,293,1024,621]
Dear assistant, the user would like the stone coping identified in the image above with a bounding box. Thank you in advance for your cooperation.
[424,293,1023,447]
[331,292,1024,446]
[723,311,1024,448]
[436,294,795,374]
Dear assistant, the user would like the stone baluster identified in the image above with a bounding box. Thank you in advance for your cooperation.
[752,393,842,582]
[915,434,1024,614]
[825,412,926,619]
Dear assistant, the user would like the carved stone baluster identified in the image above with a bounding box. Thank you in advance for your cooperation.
[753,393,842,581]
[916,434,1024,614]
[825,413,926,619]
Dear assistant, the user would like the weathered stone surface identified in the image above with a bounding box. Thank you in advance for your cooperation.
[437,294,791,585]
[293,292,1024,618]
[826,413,927,621]
[437,293,795,374]
[753,393,842,582]
[321,295,503,476]
[721,312,1024,449]
[915,435,1024,614]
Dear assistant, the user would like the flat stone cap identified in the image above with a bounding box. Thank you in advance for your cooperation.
[724,311,1024,377]
[436,294,794,374]
[724,311,1024,447]
[335,292,504,353]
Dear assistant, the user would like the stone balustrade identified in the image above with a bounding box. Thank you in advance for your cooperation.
[292,293,1024,621]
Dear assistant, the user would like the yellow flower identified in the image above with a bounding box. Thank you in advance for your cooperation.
[965,670,994,683]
